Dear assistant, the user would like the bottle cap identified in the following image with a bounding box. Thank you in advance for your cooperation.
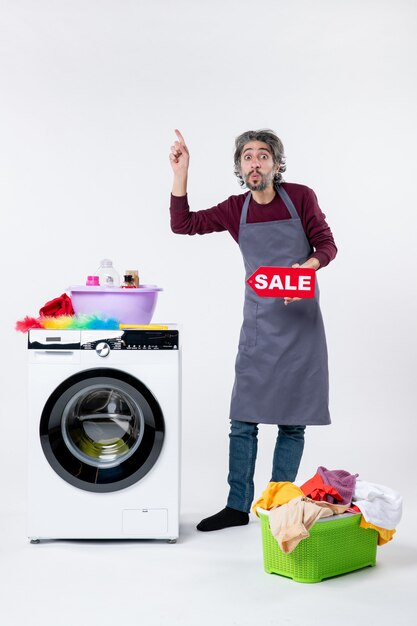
[100,259,113,267]
[86,275,100,286]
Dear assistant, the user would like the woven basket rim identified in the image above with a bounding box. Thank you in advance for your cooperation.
[256,507,361,523]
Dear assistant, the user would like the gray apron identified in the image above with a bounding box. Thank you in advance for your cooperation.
[229,185,330,426]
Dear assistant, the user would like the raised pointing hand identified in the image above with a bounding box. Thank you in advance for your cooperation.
[169,129,190,174]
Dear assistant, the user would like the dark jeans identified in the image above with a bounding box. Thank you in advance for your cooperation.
[226,420,306,513]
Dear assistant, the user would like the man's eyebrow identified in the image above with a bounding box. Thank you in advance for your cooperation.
[242,147,272,154]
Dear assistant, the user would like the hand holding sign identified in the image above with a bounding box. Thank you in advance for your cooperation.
[282,263,304,305]
[246,260,319,304]
[284,258,320,305]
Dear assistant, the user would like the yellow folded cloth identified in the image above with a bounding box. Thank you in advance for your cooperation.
[119,324,168,329]
[252,482,304,515]
[359,517,396,545]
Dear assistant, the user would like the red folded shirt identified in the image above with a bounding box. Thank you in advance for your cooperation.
[300,472,344,504]
[39,293,74,317]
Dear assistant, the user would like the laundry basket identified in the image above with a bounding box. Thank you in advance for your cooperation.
[257,508,378,583]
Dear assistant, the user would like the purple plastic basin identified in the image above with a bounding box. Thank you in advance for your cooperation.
[69,285,162,324]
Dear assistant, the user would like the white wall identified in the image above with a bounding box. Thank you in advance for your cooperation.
[1,0,416,514]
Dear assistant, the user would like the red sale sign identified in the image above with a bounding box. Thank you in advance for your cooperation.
[246,266,316,298]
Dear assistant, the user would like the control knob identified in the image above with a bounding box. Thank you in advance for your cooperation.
[96,342,111,357]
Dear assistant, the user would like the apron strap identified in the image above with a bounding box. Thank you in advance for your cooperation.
[275,185,299,219]
[240,185,299,225]
[240,192,251,225]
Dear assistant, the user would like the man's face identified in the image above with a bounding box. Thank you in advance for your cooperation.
[240,140,279,192]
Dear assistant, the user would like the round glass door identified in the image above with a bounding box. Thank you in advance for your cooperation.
[40,369,165,492]
[61,385,144,468]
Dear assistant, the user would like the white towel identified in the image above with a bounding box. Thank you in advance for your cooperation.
[352,479,402,529]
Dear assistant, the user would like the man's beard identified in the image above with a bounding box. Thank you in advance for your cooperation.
[243,169,275,192]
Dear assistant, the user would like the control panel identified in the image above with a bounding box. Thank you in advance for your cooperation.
[81,330,179,351]
[28,329,179,351]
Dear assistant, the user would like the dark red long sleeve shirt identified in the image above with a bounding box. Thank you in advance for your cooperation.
[170,182,337,268]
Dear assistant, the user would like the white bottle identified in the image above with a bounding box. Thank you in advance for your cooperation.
[96,259,120,287]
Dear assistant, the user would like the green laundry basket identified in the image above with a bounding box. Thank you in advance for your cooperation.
[258,509,378,583]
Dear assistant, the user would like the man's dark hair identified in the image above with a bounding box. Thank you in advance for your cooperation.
[234,129,286,187]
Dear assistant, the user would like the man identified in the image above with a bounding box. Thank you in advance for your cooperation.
[169,129,337,531]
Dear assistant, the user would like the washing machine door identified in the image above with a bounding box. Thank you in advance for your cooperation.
[40,369,164,492]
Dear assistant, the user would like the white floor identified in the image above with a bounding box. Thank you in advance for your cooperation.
[2,501,416,626]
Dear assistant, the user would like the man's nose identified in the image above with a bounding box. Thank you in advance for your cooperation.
[251,158,261,169]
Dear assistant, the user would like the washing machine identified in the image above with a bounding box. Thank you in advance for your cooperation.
[27,326,181,542]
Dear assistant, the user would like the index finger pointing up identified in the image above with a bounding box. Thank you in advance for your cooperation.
[175,129,186,145]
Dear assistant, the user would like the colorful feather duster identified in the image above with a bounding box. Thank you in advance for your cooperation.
[16,314,120,332]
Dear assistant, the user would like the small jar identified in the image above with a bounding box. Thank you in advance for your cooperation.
[121,274,136,288]
[125,269,139,287]
[86,275,100,286]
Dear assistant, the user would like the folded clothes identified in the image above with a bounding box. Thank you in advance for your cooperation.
[300,472,343,504]
[317,466,358,505]
[352,479,403,530]
[268,496,350,554]
[252,482,304,515]
[255,472,402,550]
[39,293,74,317]
[359,518,396,546]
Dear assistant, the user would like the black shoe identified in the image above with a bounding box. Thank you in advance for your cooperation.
[196,507,249,532]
